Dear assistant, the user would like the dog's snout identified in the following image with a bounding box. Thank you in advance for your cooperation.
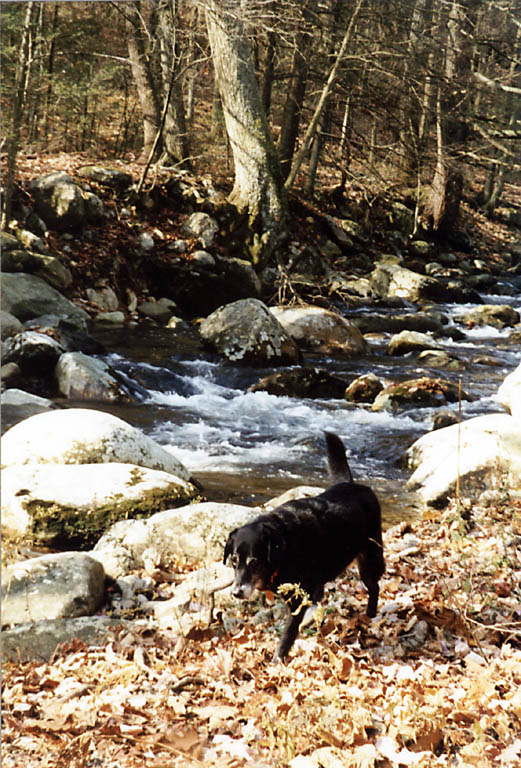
[232,585,245,599]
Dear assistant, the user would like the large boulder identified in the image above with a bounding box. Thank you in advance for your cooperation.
[270,306,366,356]
[1,552,105,626]
[91,501,255,578]
[54,351,130,402]
[372,377,473,413]
[1,408,190,480]
[28,171,102,231]
[1,272,88,328]
[496,361,521,419]
[1,463,199,546]
[199,298,299,366]
[405,413,521,507]
[370,264,448,302]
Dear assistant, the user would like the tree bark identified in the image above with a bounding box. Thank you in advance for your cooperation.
[205,0,286,268]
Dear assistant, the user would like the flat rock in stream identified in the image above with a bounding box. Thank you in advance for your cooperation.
[372,377,473,413]
[249,367,346,398]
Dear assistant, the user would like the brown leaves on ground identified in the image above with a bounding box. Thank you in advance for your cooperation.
[3,498,521,768]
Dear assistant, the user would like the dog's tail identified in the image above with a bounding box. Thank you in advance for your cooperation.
[324,432,354,484]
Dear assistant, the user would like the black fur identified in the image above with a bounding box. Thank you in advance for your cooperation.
[223,432,385,661]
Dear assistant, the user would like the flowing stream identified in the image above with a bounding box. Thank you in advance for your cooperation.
[86,293,520,527]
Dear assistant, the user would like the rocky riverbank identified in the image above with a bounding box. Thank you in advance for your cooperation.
[1,158,521,767]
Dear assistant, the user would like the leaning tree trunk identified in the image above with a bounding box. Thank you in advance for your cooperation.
[205,0,286,268]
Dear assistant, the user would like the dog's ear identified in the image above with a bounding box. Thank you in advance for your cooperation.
[223,530,236,564]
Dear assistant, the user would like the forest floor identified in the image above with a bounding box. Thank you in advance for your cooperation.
[3,496,521,768]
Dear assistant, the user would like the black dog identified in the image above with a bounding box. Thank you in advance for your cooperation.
[223,432,385,661]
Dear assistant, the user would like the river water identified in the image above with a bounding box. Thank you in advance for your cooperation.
[88,293,520,527]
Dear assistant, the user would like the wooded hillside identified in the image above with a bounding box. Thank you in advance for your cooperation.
[2,0,520,264]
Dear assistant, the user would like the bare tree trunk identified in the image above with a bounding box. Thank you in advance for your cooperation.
[277,0,316,180]
[205,0,286,268]
[2,1,36,229]
[125,1,161,161]
[42,3,59,142]
[157,0,190,167]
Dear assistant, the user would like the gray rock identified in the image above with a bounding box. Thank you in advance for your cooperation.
[54,351,129,401]
[352,312,444,335]
[95,311,126,324]
[139,231,155,251]
[1,388,56,410]
[345,373,384,403]
[1,407,191,480]
[137,298,177,324]
[0,310,23,340]
[372,377,472,413]
[1,617,126,662]
[455,304,520,329]
[86,285,119,311]
[33,253,73,290]
[388,330,442,356]
[83,192,105,222]
[0,362,22,389]
[180,212,219,248]
[13,228,47,253]
[370,264,447,302]
[1,272,88,327]
[29,172,86,231]
[249,367,346,398]
[1,552,105,626]
[271,306,366,356]
[77,165,133,188]
[3,330,65,373]
[200,298,299,366]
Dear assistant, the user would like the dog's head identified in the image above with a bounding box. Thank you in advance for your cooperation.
[224,524,283,600]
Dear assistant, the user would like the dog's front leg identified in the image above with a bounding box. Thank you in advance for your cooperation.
[273,605,307,663]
